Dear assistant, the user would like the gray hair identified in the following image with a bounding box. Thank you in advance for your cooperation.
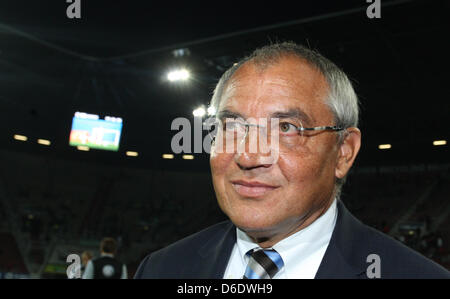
[209,41,360,199]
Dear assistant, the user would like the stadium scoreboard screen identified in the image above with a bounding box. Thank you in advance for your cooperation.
[69,112,123,151]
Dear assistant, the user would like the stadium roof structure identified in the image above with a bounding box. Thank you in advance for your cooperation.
[0,0,448,171]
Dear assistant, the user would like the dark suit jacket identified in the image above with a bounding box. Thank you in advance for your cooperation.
[134,200,450,279]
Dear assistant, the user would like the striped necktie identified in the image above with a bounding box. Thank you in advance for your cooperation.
[243,248,284,279]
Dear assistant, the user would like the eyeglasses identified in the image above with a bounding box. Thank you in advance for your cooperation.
[207,118,344,151]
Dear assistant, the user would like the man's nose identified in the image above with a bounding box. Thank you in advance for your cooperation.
[234,127,277,170]
[234,151,273,170]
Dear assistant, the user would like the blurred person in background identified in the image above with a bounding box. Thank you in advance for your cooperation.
[80,251,93,277]
[82,237,127,279]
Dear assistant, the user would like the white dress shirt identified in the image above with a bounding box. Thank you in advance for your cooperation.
[223,199,337,279]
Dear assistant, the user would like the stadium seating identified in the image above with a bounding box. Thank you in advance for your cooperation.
[0,148,448,277]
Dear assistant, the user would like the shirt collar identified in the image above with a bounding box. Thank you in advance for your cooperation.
[235,198,338,273]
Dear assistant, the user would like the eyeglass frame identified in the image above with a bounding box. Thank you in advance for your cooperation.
[204,118,345,143]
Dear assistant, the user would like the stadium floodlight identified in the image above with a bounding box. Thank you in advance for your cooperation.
[14,134,27,141]
[193,107,206,117]
[182,154,194,160]
[433,140,446,146]
[172,48,190,58]
[126,151,138,157]
[167,69,190,82]
[207,106,216,116]
[77,145,90,151]
[378,144,392,150]
[162,154,174,159]
[37,139,51,146]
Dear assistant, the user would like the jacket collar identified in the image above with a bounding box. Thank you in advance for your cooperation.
[195,221,236,278]
[315,200,369,278]
[195,200,369,279]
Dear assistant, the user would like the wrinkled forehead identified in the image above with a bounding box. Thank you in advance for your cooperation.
[218,56,331,122]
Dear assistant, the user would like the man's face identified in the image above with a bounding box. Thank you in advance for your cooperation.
[210,56,346,241]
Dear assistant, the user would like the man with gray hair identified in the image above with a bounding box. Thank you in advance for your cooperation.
[135,42,449,279]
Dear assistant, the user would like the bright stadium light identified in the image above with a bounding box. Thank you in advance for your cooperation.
[37,139,51,146]
[433,140,446,146]
[126,151,138,157]
[378,144,392,150]
[167,69,190,82]
[77,145,90,151]
[14,134,27,141]
[193,107,206,117]
[182,154,194,160]
[162,154,174,159]
[207,106,216,116]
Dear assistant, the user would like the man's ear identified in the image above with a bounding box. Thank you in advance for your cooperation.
[335,127,361,179]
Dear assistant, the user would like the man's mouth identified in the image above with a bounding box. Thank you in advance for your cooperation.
[231,180,280,198]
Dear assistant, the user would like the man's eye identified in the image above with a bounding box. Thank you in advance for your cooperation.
[279,122,298,133]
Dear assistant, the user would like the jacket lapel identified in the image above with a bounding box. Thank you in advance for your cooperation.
[190,200,369,279]
[315,200,368,279]
[193,221,236,278]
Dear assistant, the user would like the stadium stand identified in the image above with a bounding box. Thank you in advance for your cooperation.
[0,148,448,278]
